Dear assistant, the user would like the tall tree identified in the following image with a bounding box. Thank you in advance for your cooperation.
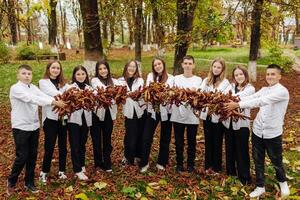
[173,0,198,75]
[70,0,83,48]
[59,0,67,46]
[151,0,165,50]
[78,0,103,72]
[4,0,18,44]
[134,0,143,61]
[248,0,264,82]
[48,0,57,46]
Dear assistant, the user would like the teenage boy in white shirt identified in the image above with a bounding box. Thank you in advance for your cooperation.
[225,64,290,199]
[7,65,65,195]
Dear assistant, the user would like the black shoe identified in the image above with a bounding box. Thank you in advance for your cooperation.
[176,165,184,173]
[7,180,15,195]
[25,184,39,193]
[187,166,195,173]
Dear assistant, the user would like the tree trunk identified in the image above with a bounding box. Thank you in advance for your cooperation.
[248,0,263,82]
[59,1,67,47]
[296,9,300,35]
[16,3,21,41]
[151,0,164,48]
[147,15,151,44]
[103,21,108,42]
[142,15,147,44]
[173,0,199,75]
[110,11,116,45]
[134,0,143,61]
[121,20,125,44]
[5,0,18,45]
[48,0,58,46]
[78,0,103,73]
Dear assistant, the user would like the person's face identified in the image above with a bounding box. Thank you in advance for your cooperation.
[212,61,223,76]
[49,62,61,79]
[127,61,137,77]
[234,68,246,86]
[181,59,194,73]
[98,64,108,78]
[266,68,281,86]
[17,68,32,85]
[153,59,164,74]
[75,69,87,83]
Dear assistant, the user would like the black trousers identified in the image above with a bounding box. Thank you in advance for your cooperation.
[203,119,224,172]
[90,110,113,170]
[124,111,146,164]
[8,128,39,186]
[68,116,89,173]
[252,133,287,187]
[139,113,172,167]
[42,118,67,173]
[225,125,251,184]
[173,122,198,167]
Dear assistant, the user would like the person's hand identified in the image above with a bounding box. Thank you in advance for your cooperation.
[52,100,66,108]
[190,87,197,91]
[224,100,239,111]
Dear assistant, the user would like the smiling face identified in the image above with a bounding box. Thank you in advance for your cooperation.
[212,61,223,76]
[17,68,32,85]
[181,58,194,74]
[153,59,164,74]
[98,64,108,78]
[49,62,61,79]
[75,69,87,83]
[127,61,137,77]
[266,68,281,86]
[233,68,246,86]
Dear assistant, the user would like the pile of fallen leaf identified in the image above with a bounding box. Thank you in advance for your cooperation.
[53,82,249,121]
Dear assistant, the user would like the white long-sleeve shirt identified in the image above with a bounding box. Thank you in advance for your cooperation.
[239,83,289,139]
[67,83,92,127]
[222,83,255,130]
[170,74,202,124]
[118,77,145,119]
[199,77,230,122]
[10,81,54,131]
[146,72,174,121]
[39,79,68,124]
[91,77,120,121]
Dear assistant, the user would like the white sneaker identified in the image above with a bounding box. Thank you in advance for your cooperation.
[39,172,47,184]
[156,164,165,171]
[58,171,67,180]
[249,187,265,198]
[140,164,149,173]
[105,169,113,173]
[81,166,86,173]
[279,181,290,198]
[75,171,88,180]
[121,157,128,166]
[134,157,141,164]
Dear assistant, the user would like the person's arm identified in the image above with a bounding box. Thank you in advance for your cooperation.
[239,87,263,101]
[218,79,230,92]
[39,79,62,97]
[200,78,207,91]
[239,88,289,109]
[146,73,152,87]
[236,85,255,98]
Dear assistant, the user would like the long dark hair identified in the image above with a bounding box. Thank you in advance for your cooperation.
[71,65,90,85]
[152,57,168,83]
[95,60,114,86]
[232,65,250,88]
[122,60,140,83]
[43,60,66,88]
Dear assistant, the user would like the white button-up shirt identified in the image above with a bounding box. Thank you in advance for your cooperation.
[39,79,68,124]
[200,77,230,122]
[239,83,289,139]
[146,72,174,121]
[170,74,202,124]
[10,81,54,131]
[222,83,255,130]
[91,77,120,121]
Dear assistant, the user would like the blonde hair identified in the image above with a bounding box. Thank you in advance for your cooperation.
[206,58,226,87]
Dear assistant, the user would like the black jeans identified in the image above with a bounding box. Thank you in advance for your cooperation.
[225,125,251,184]
[173,122,198,168]
[124,111,146,164]
[42,118,67,173]
[139,113,172,167]
[203,119,224,172]
[8,128,39,186]
[252,133,287,187]
[90,111,113,170]
[68,116,89,173]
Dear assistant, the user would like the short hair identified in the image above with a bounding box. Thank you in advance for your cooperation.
[182,55,195,63]
[267,64,282,74]
[18,64,32,71]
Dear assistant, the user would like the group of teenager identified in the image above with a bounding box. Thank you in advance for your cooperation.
[7,55,290,198]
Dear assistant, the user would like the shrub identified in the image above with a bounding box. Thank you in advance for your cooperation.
[0,41,11,63]
[16,42,37,60]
